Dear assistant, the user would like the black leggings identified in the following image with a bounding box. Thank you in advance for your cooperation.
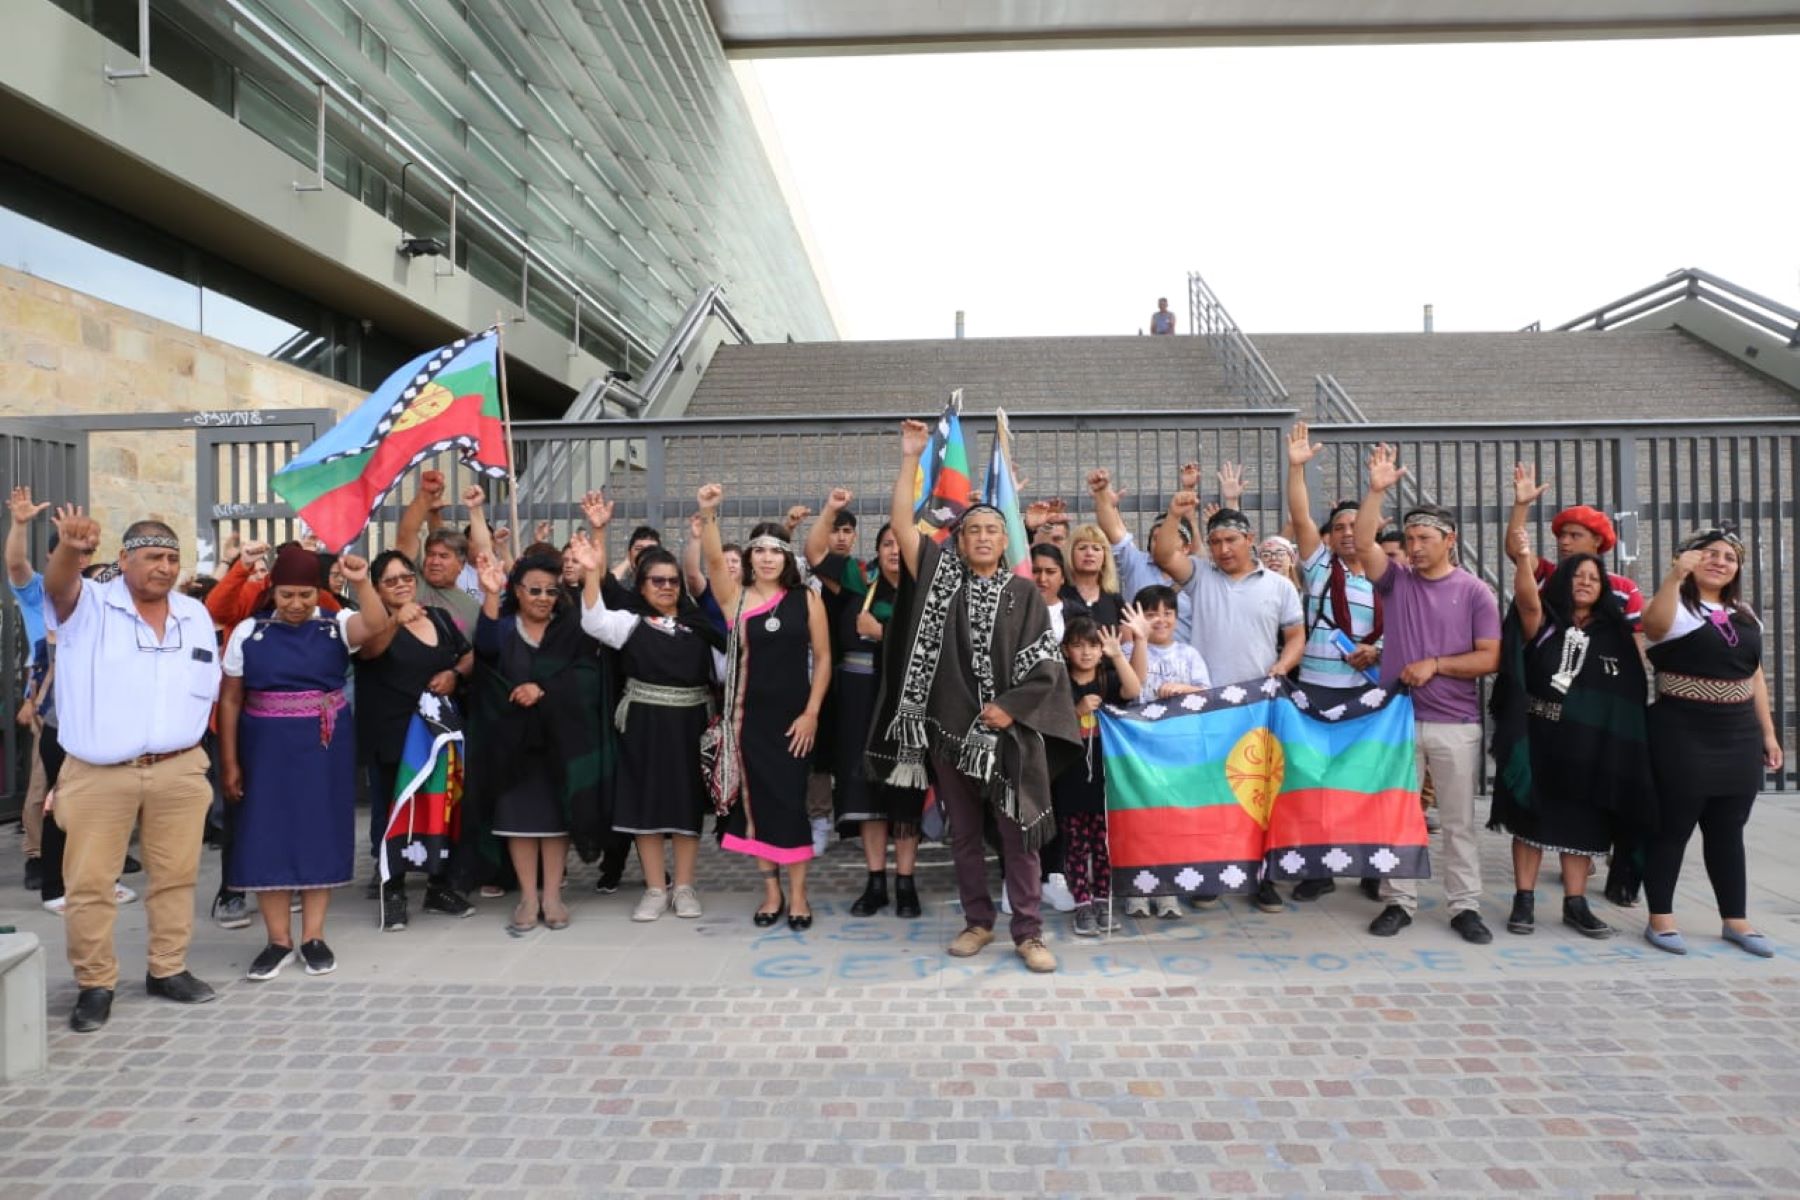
[1643,790,1756,920]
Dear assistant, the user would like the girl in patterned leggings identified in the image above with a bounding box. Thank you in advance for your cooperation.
[1053,615,1146,936]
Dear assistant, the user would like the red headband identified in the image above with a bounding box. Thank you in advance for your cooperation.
[1551,505,1616,554]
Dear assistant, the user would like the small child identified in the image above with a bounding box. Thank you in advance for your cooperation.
[1123,586,1210,918]
[1053,614,1145,937]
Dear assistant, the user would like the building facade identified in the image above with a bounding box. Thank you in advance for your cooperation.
[2,0,836,416]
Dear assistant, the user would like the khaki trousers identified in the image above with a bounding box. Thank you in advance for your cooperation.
[21,739,46,858]
[1381,721,1484,916]
[54,747,211,989]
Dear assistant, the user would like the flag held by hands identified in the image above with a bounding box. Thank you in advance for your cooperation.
[272,328,510,552]
[912,389,972,542]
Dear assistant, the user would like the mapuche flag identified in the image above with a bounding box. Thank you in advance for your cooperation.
[380,692,465,889]
[1098,676,1428,900]
[272,328,510,552]
[912,389,972,542]
[979,408,1034,577]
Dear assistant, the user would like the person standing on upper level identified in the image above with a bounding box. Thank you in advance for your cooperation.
[1150,298,1176,335]
[1352,445,1502,945]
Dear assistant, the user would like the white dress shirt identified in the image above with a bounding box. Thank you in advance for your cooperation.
[46,576,221,765]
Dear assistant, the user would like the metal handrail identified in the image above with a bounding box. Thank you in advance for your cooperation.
[1549,268,1800,347]
[1312,373,1369,424]
[207,0,655,364]
[1187,270,1289,407]
[519,285,755,503]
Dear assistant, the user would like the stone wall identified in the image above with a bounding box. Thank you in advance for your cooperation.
[0,265,365,562]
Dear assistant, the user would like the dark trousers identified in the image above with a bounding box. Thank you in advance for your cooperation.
[38,727,67,903]
[935,764,1041,943]
[1644,790,1756,920]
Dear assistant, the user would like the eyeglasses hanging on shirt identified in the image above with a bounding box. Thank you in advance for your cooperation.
[134,615,185,654]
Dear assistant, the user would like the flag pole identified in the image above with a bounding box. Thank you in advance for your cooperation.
[493,315,522,546]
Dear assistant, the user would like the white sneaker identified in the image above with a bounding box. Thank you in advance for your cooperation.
[1125,897,1151,918]
[671,885,702,919]
[998,886,1012,915]
[632,888,669,922]
[1041,873,1078,913]
[1151,896,1182,920]
[114,883,138,904]
[810,817,831,857]
[42,895,66,915]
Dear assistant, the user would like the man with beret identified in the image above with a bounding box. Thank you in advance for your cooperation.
[1505,463,1648,906]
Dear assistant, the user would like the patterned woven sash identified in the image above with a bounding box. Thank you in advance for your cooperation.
[1655,670,1753,704]
[245,688,347,747]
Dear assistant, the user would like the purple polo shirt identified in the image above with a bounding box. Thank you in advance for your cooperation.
[1372,563,1501,724]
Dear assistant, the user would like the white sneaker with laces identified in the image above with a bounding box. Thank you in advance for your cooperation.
[632,888,670,922]
[43,895,66,915]
[1041,873,1078,913]
[1151,895,1183,920]
[671,885,702,919]
[114,883,138,904]
[1125,897,1151,918]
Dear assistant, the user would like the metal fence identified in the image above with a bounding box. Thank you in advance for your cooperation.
[383,409,1797,790]
[0,422,88,820]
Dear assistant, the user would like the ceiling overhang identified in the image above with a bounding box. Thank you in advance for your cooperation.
[706,1,1800,56]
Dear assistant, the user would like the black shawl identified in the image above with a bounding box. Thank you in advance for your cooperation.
[467,605,613,861]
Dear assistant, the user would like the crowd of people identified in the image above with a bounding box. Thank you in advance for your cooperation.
[5,418,1783,1033]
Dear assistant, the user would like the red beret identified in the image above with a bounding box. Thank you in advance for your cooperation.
[269,543,323,588]
[1551,505,1616,554]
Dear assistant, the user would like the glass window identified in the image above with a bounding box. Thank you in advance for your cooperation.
[0,208,199,331]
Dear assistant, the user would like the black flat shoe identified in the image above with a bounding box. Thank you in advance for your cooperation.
[849,872,889,917]
[894,875,921,919]
[1562,895,1614,940]
[753,899,786,928]
[787,910,813,931]
[1506,890,1535,935]
[145,970,217,1005]
[70,987,113,1033]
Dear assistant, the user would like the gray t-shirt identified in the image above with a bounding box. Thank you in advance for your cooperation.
[1180,561,1304,686]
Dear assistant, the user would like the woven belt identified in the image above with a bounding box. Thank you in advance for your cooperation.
[839,651,877,676]
[246,688,348,748]
[1527,698,1563,722]
[1656,671,1753,704]
[615,679,711,733]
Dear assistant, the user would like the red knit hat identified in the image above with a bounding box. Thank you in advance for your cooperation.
[269,543,323,588]
[1550,505,1616,554]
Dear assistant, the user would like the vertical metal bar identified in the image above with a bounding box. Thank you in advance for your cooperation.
[644,428,665,532]
[295,85,327,192]
[104,0,152,81]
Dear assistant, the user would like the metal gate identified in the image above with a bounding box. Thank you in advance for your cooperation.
[194,409,338,557]
[0,421,89,819]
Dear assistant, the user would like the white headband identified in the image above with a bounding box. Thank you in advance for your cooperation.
[745,535,791,554]
[121,534,180,552]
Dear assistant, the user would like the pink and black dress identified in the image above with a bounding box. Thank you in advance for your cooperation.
[720,588,814,863]
[223,612,358,892]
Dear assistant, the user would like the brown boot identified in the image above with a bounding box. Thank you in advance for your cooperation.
[947,925,996,958]
[1015,937,1057,973]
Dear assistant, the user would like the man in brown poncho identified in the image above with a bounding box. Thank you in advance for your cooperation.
[868,420,1080,973]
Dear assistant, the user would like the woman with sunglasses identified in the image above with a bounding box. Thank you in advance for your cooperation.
[219,545,388,980]
[469,550,606,934]
[696,483,831,930]
[1640,528,1784,957]
[573,505,725,922]
[356,550,476,931]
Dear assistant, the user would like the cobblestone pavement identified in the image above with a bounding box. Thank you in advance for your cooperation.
[4,799,1799,1198]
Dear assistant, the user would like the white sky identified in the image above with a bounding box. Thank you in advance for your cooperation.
[740,35,1800,340]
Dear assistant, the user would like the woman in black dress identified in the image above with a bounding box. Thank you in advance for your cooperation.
[573,515,723,924]
[697,483,831,930]
[472,550,605,935]
[357,550,475,930]
[1489,536,1652,940]
[1640,529,1783,957]
[804,491,924,919]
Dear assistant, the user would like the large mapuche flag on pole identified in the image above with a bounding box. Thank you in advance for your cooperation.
[1099,677,1428,900]
[272,328,510,552]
